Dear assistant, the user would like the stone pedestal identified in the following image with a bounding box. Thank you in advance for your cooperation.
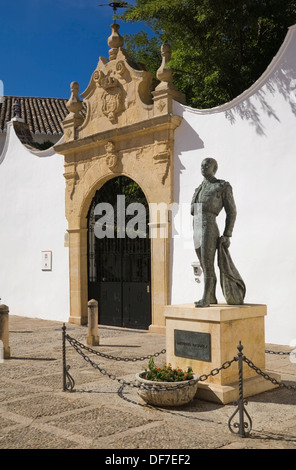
[0,304,10,359]
[164,303,280,404]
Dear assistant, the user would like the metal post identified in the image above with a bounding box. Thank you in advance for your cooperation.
[237,341,246,437]
[62,323,75,392]
[228,341,252,437]
[62,323,66,391]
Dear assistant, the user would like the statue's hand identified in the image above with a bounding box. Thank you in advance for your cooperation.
[221,236,231,249]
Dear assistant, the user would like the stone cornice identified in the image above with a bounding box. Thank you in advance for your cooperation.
[54,113,182,155]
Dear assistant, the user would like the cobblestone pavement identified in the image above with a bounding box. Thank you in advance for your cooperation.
[0,315,296,454]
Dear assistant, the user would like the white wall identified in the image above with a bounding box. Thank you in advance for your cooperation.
[171,25,296,346]
[0,122,69,322]
[0,132,60,156]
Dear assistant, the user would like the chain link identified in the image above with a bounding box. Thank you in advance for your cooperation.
[65,334,166,362]
[244,356,296,390]
[265,349,292,356]
[198,358,237,382]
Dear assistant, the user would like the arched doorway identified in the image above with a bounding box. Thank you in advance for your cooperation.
[87,176,151,329]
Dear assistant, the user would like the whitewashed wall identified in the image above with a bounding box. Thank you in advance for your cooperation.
[0,121,69,322]
[0,133,60,156]
[171,25,296,346]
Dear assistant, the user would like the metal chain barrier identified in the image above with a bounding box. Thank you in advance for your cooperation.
[63,332,241,391]
[265,349,291,355]
[198,358,237,382]
[228,342,252,437]
[227,344,296,438]
[244,356,296,391]
[61,325,296,438]
[65,333,166,362]
[62,325,198,392]
[64,330,237,386]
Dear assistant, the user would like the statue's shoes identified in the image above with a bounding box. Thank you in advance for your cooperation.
[194,300,210,308]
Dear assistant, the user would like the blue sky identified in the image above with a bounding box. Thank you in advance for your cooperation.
[0,0,149,99]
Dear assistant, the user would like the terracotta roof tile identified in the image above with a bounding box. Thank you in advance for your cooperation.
[0,96,69,135]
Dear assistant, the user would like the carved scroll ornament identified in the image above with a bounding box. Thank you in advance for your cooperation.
[105,141,119,171]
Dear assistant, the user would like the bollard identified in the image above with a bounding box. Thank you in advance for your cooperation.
[0,340,4,363]
[87,299,100,346]
[0,304,10,359]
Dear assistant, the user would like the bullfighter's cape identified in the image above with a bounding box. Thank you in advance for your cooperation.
[217,237,246,305]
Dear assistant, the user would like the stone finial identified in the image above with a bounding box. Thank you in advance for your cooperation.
[12,98,26,125]
[13,99,21,119]
[63,81,84,141]
[153,42,186,111]
[156,43,173,84]
[108,23,124,60]
[66,81,83,116]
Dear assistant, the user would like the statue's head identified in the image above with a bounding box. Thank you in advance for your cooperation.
[201,158,218,178]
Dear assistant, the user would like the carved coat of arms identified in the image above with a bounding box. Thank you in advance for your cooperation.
[101,76,123,123]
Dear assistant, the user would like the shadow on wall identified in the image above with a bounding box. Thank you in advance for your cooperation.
[174,118,205,203]
[176,118,205,153]
[224,58,296,135]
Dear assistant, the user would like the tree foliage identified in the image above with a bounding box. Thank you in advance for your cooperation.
[120,0,296,108]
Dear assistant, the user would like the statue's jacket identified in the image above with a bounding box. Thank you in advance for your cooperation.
[190,178,237,238]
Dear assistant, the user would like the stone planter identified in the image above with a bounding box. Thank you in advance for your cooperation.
[135,372,199,407]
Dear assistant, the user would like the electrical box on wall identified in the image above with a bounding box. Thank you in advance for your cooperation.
[42,251,52,271]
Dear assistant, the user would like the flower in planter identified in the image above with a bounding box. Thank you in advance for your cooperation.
[142,357,194,382]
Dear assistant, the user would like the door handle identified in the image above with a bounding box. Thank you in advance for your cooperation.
[147,285,150,293]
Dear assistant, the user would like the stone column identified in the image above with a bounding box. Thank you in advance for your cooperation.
[148,221,170,334]
[68,227,88,325]
[0,304,10,359]
[87,299,100,346]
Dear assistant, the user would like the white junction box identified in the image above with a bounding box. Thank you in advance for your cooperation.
[42,251,52,271]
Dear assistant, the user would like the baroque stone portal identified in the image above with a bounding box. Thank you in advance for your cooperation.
[54,23,186,330]
[191,158,246,307]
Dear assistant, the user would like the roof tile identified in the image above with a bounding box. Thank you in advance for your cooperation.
[0,96,69,135]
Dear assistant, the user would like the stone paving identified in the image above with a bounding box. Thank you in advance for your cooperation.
[0,315,296,452]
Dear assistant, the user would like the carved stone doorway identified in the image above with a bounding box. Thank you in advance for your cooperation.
[54,24,185,332]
